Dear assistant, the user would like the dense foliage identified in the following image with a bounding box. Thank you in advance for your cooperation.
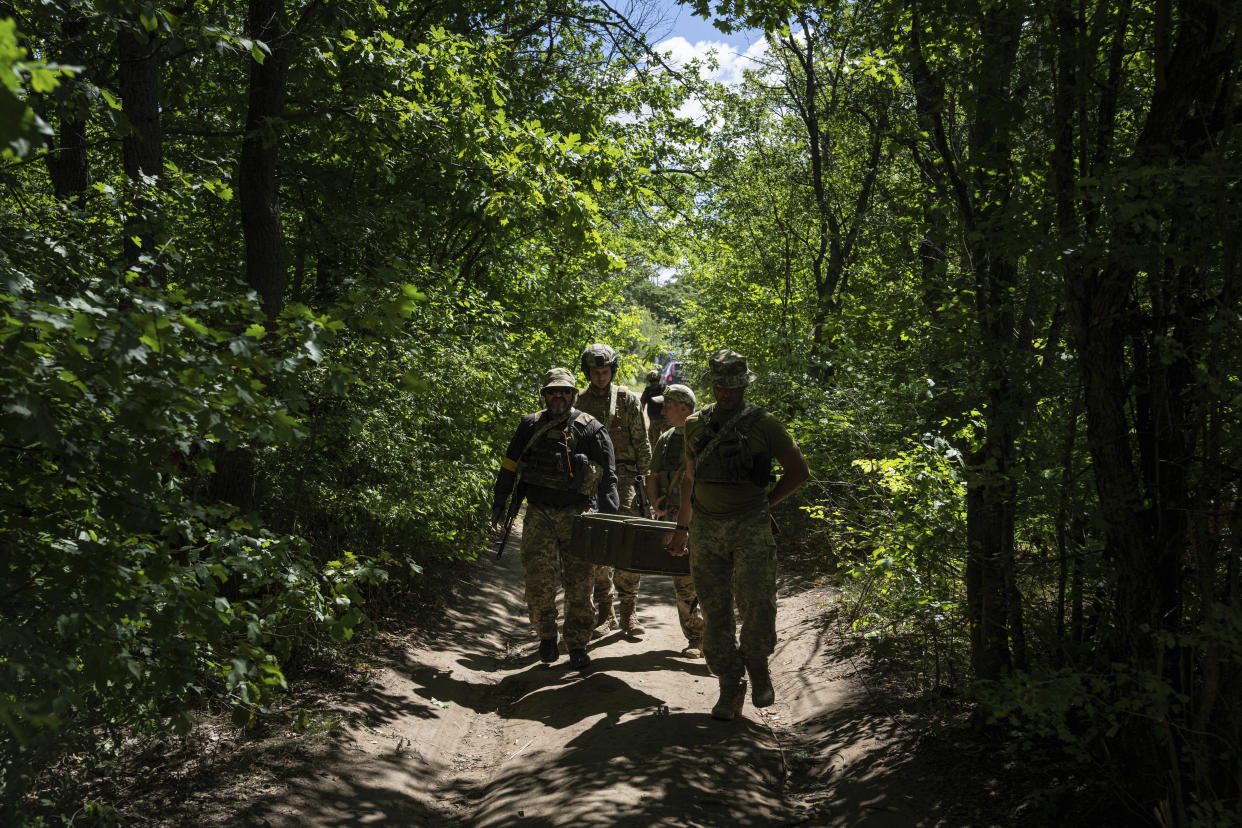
[672,0,1241,824]
[0,0,694,818]
[3,0,1240,825]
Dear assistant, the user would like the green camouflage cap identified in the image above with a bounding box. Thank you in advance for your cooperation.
[646,369,660,384]
[541,367,577,391]
[652,383,696,408]
[705,349,757,388]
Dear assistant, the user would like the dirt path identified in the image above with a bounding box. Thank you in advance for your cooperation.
[226,524,933,827]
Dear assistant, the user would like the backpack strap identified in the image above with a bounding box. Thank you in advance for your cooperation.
[518,409,575,461]
[694,404,762,470]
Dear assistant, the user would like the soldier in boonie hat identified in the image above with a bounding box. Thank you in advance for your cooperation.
[539,367,578,416]
[704,349,758,389]
[489,366,620,672]
[541,367,578,392]
[652,383,696,408]
[671,347,810,721]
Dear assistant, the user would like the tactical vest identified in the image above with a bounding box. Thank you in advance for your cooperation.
[693,404,769,486]
[578,384,638,460]
[520,410,597,491]
[658,428,685,502]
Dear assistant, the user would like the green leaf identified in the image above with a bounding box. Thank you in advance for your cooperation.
[400,373,428,393]
[171,711,194,735]
[28,67,59,94]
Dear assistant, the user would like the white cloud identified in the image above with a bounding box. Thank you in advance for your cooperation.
[655,35,769,86]
[652,35,770,124]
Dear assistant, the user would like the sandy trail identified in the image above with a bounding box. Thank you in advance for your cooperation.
[233,522,928,827]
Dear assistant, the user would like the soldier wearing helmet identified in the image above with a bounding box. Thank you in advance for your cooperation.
[668,350,809,721]
[575,343,653,637]
[490,367,620,671]
[640,368,667,450]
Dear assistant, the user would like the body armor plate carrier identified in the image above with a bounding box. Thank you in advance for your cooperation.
[693,404,771,487]
[520,410,603,495]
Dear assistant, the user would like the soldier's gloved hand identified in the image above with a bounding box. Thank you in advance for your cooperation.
[491,504,505,527]
[572,452,591,477]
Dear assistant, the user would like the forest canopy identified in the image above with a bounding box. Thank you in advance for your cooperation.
[2,0,1240,825]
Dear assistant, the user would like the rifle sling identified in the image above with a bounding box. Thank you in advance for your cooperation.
[694,403,760,470]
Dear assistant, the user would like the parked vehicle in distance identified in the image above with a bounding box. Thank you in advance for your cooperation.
[660,361,683,385]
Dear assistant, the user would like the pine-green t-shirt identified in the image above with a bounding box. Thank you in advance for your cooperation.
[683,404,796,517]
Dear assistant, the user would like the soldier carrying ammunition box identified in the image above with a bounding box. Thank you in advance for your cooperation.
[491,367,619,671]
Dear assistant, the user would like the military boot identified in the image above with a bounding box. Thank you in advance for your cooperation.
[618,601,644,636]
[711,677,747,721]
[538,631,559,663]
[746,656,775,708]
[568,648,591,671]
[594,601,617,631]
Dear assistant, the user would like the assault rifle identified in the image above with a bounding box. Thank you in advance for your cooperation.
[493,479,526,558]
[634,473,654,519]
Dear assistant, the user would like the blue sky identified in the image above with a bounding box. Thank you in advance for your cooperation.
[639,0,770,88]
[634,0,771,122]
[650,0,764,51]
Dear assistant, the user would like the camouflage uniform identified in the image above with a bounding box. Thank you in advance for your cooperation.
[680,349,804,719]
[651,424,704,647]
[576,380,652,620]
[641,374,667,453]
[491,369,619,658]
[689,508,777,680]
[521,504,597,645]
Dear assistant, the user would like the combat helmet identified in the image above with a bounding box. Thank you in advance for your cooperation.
[580,343,619,378]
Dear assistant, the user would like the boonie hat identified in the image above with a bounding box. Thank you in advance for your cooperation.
[705,349,757,388]
[652,383,696,408]
[541,367,577,391]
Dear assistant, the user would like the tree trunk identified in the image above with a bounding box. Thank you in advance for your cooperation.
[960,1,1028,682]
[239,0,291,320]
[46,10,90,205]
[117,19,162,265]
[211,0,293,514]
[1056,0,1241,812]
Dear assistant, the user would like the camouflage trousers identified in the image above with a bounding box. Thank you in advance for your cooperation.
[593,473,642,611]
[521,503,597,649]
[689,507,777,682]
[667,505,704,645]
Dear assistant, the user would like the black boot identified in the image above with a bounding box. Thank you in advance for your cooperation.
[539,631,559,663]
